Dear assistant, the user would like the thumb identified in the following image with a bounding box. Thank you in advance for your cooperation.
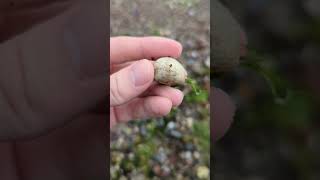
[110,59,154,106]
[211,87,236,142]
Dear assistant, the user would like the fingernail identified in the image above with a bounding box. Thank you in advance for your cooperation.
[131,60,152,86]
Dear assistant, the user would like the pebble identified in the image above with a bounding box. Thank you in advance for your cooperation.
[196,166,210,179]
[166,121,176,130]
[186,39,196,49]
[169,130,182,139]
[119,176,128,180]
[191,61,204,74]
[123,127,132,135]
[188,9,196,16]
[193,151,201,159]
[186,117,194,128]
[128,153,135,161]
[152,165,162,176]
[154,152,167,163]
[161,165,171,177]
[204,56,210,68]
[185,143,195,151]
[112,152,125,164]
[191,51,199,58]
[180,151,193,164]
[115,137,125,149]
[139,126,148,136]
[156,118,165,127]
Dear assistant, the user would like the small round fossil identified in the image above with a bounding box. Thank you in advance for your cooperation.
[154,57,188,86]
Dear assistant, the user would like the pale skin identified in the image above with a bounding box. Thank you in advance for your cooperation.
[109,35,246,142]
[110,37,185,128]
[0,0,245,179]
[0,0,108,179]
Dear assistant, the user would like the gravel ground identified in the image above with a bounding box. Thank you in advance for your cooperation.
[110,0,210,179]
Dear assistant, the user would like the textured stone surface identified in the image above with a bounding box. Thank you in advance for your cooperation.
[154,57,188,86]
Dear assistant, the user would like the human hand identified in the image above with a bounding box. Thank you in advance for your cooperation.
[0,1,108,179]
[0,0,107,140]
[110,36,185,128]
[211,30,247,142]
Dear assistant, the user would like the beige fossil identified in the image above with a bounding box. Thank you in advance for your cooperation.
[154,57,188,86]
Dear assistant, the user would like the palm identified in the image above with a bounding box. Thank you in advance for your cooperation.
[0,1,108,179]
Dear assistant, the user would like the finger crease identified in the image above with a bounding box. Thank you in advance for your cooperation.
[138,39,147,60]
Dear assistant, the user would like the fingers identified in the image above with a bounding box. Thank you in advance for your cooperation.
[110,36,183,64]
[111,60,155,75]
[142,85,184,107]
[111,85,183,126]
[111,96,173,125]
[211,87,236,142]
[110,59,154,106]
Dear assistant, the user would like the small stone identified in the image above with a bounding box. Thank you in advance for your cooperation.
[186,117,194,128]
[128,153,135,160]
[130,174,146,180]
[111,152,124,164]
[156,118,165,127]
[185,108,193,116]
[161,165,171,177]
[139,126,147,136]
[186,39,196,49]
[191,61,204,74]
[197,166,210,179]
[185,143,195,151]
[191,51,199,58]
[176,174,184,180]
[166,121,176,130]
[123,127,132,135]
[169,130,182,139]
[115,137,125,148]
[133,126,139,133]
[154,152,167,163]
[153,165,162,176]
[180,151,193,164]
[119,176,127,180]
[193,151,201,159]
[110,166,119,179]
[188,9,196,16]
[204,56,210,68]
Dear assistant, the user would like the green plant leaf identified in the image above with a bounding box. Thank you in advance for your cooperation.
[241,50,290,104]
[186,77,201,95]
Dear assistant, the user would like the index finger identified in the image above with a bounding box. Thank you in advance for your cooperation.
[110,36,183,64]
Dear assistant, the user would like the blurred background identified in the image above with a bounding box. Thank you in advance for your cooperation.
[213,0,320,179]
[110,0,210,179]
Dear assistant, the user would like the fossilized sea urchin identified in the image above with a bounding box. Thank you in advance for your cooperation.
[154,57,188,86]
